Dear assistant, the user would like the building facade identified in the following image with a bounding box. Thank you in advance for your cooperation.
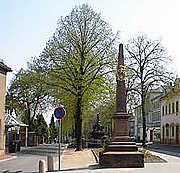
[160,78,180,144]
[134,89,163,143]
[0,61,12,155]
[146,91,163,143]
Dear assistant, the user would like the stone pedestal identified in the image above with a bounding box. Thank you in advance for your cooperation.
[99,113,144,168]
[99,151,144,168]
[113,113,129,137]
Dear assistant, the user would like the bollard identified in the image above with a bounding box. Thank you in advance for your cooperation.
[47,155,54,171]
[39,160,46,173]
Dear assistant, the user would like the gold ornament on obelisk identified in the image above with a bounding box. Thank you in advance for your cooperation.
[116,65,126,81]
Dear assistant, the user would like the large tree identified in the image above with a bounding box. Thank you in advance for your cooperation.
[37,4,118,150]
[125,35,174,146]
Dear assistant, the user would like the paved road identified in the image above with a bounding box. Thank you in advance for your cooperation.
[0,144,65,173]
[1,144,180,173]
[148,144,180,157]
[0,153,47,173]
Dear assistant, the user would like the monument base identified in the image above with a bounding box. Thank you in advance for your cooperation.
[99,139,144,168]
[99,113,144,168]
[99,151,144,168]
[99,142,144,168]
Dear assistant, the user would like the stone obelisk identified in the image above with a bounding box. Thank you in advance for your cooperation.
[99,44,144,168]
[113,43,129,140]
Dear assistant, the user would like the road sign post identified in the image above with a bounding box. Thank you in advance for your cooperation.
[58,119,61,170]
[54,106,66,171]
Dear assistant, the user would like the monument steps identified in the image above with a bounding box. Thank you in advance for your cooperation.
[111,136,131,142]
[106,144,138,152]
[110,141,136,145]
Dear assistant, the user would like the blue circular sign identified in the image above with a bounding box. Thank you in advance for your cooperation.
[54,106,66,119]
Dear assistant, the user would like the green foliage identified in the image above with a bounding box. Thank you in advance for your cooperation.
[49,114,58,141]
[6,4,119,150]
[138,148,151,158]
[35,114,48,139]
[6,68,52,128]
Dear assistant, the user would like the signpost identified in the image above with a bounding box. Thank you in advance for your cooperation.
[54,105,66,170]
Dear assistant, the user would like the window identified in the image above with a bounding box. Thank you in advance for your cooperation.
[172,126,174,136]
[165,105,167,115]
[169,103,171,114]
[162,106,164,116]
[166,124,169,137]
[176,101,179,115]
[172,103,175,113]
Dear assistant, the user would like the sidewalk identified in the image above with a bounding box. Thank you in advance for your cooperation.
[49,148,180,173]
[60,148,97,171]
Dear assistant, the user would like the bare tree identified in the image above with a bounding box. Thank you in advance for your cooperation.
[125,35,174,146]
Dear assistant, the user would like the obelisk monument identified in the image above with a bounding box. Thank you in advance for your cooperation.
[99,44,144,168]
[113,43,129,139]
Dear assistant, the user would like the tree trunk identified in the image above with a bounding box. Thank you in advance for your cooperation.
[75,95,82,151]
[27,103,31,122]
[26,102,32,130]
[141,93,146,147]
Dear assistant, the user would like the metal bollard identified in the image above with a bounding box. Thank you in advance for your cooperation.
[39,160,46,173]
[47,155,54,171]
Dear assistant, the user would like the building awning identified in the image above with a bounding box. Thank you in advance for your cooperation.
[5,114,28,128]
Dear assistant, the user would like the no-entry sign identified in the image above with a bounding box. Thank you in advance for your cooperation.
[54,106,66,119]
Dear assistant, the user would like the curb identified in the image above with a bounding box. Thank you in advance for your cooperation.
[0,156,17,163]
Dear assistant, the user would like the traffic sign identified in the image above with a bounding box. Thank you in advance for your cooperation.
[54,106,66,119]
[54,105,66,170]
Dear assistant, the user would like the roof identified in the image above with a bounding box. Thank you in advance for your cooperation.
[160,78,180,101]
[0,61,12,74]
[160,88,180,101]
[5,114,28,127]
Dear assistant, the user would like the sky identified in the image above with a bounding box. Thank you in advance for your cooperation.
[1,0,180,85]
[1,0,179,124]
